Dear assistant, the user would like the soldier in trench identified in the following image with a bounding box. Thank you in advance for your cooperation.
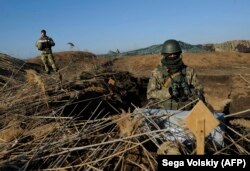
[147,39,205,110]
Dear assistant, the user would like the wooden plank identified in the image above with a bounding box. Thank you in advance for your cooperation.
[184,100,219,137]
[184,100,220,155]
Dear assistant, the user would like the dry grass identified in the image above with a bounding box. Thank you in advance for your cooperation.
[2,101,246,170]
[112,110,142,137]
[0,51,250,170]
[230,119,250,130]
[108,52,250,78]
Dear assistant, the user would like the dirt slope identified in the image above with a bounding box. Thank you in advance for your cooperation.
[27,51,98,81]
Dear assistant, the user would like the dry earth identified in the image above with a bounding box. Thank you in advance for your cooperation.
[0,51,249,170]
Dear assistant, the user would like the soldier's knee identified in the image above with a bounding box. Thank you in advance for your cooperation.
[41,57,48,64]
[48,55,55,63]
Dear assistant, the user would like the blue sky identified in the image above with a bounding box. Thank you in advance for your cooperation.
[1,0,250,59]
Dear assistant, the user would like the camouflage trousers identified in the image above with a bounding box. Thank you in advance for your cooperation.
[41,53,57,72]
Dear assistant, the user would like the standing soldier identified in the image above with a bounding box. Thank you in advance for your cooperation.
[147,39,205,110]
[36,29,58,74]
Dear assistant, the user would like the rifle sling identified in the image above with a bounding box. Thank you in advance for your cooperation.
[163,72,181,88]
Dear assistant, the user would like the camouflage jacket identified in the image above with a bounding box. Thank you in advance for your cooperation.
[36,36,55,54]
[147,62,203,109]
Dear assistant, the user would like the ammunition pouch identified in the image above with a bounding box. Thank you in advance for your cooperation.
[37,43,45,50]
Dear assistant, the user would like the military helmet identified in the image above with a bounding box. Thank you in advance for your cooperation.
[161,39,182,54]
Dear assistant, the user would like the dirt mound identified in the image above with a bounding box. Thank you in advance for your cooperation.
[27,51,98,82]
[28,51,96,65]
[0,53,26,86]
[0,53,38,88]
[214,40,250,53]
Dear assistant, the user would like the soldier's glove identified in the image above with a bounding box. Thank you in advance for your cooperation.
[169,85,178,102]
[171,82,179,96]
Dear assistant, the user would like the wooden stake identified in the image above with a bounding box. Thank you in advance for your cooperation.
[196,119,205,155]
[184,100,220,155]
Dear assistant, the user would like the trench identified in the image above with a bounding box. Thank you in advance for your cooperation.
[48,71,149,120]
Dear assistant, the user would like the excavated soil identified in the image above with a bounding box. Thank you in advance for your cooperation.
[0,51,250,170]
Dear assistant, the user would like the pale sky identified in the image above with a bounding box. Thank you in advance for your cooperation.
[1,0,250,59]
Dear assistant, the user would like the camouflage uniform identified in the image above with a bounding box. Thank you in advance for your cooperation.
[147,61,204,110]
[36,34,57,73]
